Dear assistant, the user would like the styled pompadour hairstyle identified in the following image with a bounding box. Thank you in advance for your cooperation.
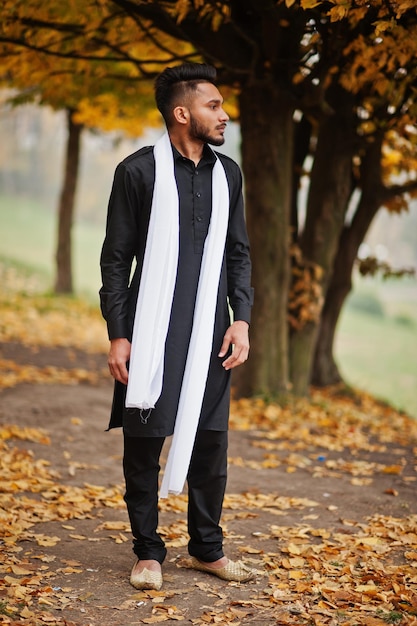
[154,62,218,127]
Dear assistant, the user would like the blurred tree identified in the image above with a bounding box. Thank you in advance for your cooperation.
[312,121,417,386]
[289,9,417,390]
[1,0,416,395]
[0,5,192,292]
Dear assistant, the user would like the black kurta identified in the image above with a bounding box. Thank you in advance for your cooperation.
[100,142,253,437]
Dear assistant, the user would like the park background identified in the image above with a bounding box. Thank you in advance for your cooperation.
[1,101,416,417]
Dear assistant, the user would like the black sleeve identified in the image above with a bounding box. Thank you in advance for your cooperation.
[99,162,140,340]
[224,160,254,325]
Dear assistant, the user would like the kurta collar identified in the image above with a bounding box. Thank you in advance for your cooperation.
[171,142,217,168]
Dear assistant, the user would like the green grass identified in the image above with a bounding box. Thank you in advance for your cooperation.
[336,281,417,418]
[0,195,55,273]
[1,194,416,417]
[0,195,103,303]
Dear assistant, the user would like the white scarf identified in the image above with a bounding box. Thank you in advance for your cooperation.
[126,132,229,497]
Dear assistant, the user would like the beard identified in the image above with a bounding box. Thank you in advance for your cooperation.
[189,115,225,146]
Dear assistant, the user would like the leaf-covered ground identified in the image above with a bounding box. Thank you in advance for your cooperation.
[1,265,416,626]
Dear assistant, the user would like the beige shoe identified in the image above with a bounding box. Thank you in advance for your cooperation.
[129,560,163,590]
[190,556,255,583]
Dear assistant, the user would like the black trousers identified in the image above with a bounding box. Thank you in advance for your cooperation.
[123,429,228,564]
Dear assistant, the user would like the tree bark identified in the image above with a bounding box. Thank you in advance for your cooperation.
[54,109,83,294]
[312,131,384,385]
[289,86,356,396]
[234,82,294,397]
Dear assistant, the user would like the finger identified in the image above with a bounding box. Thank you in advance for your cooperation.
[222,346,248,370]
[117,364,129,385]
[109,359,129,385]
[218,335,231,358]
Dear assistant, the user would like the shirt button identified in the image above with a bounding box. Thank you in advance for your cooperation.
[196,192,201,198]
[196,216,203,222]
[195,171,199,175]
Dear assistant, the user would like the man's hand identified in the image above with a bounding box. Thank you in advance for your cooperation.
[108,338,131,385]
[218,320,249,371]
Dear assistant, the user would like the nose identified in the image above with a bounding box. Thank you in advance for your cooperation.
[220,107,229,122]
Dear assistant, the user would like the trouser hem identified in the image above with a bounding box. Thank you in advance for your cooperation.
[132,542,167,565]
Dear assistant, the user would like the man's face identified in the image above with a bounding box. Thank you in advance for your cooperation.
[187,82,229,146]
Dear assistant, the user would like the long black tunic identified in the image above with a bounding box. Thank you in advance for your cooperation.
[100,142,253,437]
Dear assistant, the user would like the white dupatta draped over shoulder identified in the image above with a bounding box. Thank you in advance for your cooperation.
[125,132,229,497]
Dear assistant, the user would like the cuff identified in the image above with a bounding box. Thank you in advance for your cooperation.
[232,303,252,326]
[107,318,130,341]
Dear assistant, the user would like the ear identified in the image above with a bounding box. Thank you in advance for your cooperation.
[173,106,189,125]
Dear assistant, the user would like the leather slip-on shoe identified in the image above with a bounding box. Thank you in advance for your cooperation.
[130,562,163,590]
[190,556,255,583]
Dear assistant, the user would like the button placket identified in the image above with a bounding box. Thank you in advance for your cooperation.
[193,167,205,252]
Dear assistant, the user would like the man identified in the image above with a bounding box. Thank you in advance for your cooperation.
[100,63,254,591]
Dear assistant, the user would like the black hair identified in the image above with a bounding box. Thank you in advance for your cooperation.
[154,63,218,127]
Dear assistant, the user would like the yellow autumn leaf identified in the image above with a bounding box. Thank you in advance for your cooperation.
[10,564,34,575]
[19,607,36,619]
[97,520,130,531]
[108,533,129,544]
[329,5,349,21]
[356,536,380,546]
[355,583,379,594]
[301,0,321,8]
[35,535,61,547]
[286,543,303,555]
[238,545,263,554]
[0,424,50,444]
[382,465,403,474]
[68,534,87,540]
[404,551,417,560]
[351,477,373,486]
[4,575,23,586]
[60,567,83,574]
[361,618,388,626]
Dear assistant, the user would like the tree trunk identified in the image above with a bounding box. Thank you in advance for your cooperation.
[54,109,83,294]
[234,82,294,397]
[310,226,356,385]
[312,131,384,385]
[289,87,356,396]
